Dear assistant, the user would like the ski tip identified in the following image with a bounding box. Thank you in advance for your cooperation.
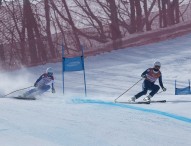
[115,101,150,104]
[13,96,36,100]
[150,100,166,103]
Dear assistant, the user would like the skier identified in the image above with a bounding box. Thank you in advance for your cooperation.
[130,61,166,102]
[23,67,55,98]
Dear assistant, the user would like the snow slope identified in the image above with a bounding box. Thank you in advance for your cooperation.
[0,33,191,146]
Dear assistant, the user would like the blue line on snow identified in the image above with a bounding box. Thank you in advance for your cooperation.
[72,99,191,124]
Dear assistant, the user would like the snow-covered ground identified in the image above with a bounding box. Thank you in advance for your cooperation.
[0,33,191,146]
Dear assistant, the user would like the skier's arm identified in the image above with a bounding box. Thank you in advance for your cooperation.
[159,75,164,88]
[34,75,43,86]
[141,69,149,78]
[51,83,54,89]
[51,78,55,93]
[159,75,166,91]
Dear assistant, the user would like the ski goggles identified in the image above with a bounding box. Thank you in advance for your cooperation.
[48,72,53,76]
[154,65,160,69]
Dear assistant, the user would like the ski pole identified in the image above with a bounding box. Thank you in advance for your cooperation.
[157,90,164,94]
[114,78,143,102]
[0,86,33,98]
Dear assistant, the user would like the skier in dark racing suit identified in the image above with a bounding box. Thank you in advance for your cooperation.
[129,61,166,102]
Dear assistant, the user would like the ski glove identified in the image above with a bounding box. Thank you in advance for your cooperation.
[141,74,146,78]
[52,88,56,93]
[34,82,37,87]
[162,87,167,91]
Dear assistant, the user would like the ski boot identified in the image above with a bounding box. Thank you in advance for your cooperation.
[128,96,136,102]
[143,95,152,101]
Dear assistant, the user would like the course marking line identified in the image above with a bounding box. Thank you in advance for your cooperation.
[72,99,191,124]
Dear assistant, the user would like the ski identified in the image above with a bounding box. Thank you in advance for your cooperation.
[150,100,166,103]
[13,96,36,100]
[116,101,150,104]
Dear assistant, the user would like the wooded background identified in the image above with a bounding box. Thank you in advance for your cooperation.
[0,0,191,71]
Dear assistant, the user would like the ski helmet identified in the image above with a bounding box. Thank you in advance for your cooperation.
[46,67,53,75]
[154,61,161,67]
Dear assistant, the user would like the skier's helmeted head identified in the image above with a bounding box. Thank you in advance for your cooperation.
[153,61,161,72]
[46,67,53,76]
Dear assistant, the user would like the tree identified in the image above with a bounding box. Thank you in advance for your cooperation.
[23,0,47,63]
[0,44,5,64]
[135,0,143,32]
[73,0,107,42]
[169,0,180,24]
[174,0,180,23]
[50,0,81,50]
[158,0,180,28]
[1,0,27,64]
[44,0,56,58]
[95,0,121,40]
[106,0,121,40]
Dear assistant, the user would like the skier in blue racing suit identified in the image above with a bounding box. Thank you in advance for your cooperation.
[130,61,166,102]
[23,67,55,97]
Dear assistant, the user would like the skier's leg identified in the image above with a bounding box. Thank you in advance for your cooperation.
[38,85,51,95]
[134,80,148,99]
[135,90,147,99]
[23,88,38,97]
[149,84,160,97]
